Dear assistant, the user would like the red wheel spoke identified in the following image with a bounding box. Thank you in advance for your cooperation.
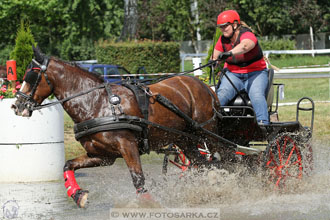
[267,150,278,168]
[284,144,296,166]
[275,176,283,187]
[291,160,301,166]
[276,140,282,165]
[282,137,288,160]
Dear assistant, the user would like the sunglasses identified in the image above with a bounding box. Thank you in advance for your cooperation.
[218,23,230,29]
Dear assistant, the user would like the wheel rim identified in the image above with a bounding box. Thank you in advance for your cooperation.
[265,135,303,188]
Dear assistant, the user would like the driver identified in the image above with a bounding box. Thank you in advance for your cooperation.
[211,10,269,125]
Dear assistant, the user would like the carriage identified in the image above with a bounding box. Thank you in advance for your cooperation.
[161,66,315,189]
[12,46,314,208]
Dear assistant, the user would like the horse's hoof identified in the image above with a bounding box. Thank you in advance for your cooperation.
[138,192,153,201]
[73,190,89,208]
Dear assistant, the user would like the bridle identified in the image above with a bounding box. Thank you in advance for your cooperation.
[16,57,53,112]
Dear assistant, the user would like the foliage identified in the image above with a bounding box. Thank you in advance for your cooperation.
[0,0,124,61]
[10,20,35,81]
[200,28,223,84]
[138,0,193,41]
[232,0,329,36]
[95,40,180,73]
[197,0,234,40]
[0,44,14,66]
[259,38,296,59]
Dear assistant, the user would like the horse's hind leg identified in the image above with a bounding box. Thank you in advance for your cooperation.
[63,154,112,208]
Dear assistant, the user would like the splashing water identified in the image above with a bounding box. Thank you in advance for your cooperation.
[0,140,329,220]
[114,139,330,220]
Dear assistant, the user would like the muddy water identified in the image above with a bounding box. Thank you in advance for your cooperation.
[1,140,330,220]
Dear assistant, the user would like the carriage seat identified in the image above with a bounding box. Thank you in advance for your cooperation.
[226,69,274,108]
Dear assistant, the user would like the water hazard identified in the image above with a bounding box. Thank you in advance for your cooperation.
[1,140,330,220]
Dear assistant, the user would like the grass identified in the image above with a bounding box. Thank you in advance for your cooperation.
[64,113,86,161]
[274,78,330,102]
[270,55,330,68]
[277,102,330,141]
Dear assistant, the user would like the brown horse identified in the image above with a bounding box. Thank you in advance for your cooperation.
[0,65,6,79]
[11,47,224,208]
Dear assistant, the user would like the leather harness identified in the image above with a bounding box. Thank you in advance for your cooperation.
[73,77,227,154]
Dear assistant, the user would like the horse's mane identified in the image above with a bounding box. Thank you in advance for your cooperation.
[51,57,105,83]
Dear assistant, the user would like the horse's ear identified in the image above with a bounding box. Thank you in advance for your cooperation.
[32,44,44,64]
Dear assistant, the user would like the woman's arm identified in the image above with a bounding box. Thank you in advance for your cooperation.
[230,39,255,55]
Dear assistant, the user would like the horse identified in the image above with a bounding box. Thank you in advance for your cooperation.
[0,65,6,79]
[11,46,225,208]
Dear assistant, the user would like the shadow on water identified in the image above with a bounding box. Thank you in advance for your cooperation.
[0,139,330,220]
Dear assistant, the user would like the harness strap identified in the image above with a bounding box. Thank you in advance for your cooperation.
[122,82,151,154]
[122,82,150,120]
[74,115,202,142]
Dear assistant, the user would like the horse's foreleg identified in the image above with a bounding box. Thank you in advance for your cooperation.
[118,137,151,199]
[63,154,105,208]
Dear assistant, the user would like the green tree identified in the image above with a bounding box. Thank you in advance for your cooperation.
[138,0,199,41]
[232,0,294,36]
[289,0,324,34]
[10,20,36,81]
[197,0,233,40]
[58,0,124,60]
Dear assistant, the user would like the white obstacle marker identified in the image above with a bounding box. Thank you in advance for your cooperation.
[0,99,65,182]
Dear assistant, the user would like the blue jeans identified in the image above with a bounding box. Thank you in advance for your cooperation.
[216,69,269,124]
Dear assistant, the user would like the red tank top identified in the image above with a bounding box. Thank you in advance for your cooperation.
[215,27,266,74]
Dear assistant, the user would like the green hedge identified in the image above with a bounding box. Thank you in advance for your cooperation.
[95,40,180,74]
[259,38,296,59]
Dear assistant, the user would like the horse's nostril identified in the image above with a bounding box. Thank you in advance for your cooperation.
[11,104,17,110]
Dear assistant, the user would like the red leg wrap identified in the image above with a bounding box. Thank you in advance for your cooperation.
[64,170,81,197]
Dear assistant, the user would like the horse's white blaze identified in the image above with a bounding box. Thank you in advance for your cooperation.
[20,81,27,92]
[14,81,27,100]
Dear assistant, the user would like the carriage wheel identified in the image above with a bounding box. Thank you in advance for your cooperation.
[263,133,305,189]
[162,145,191,175]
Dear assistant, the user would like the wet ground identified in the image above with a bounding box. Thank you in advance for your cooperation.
[1,140,330,220]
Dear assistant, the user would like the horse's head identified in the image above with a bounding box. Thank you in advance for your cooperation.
[11,46,53,117]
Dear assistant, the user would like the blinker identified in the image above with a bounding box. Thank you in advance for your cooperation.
[109,95,121,105]
[24,70,39,86]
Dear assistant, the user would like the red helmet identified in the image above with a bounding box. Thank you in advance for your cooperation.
[217,10,240,26]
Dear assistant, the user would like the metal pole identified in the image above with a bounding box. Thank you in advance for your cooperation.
[181,54,186,72]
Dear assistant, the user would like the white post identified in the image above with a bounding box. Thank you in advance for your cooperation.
[192,57,203,77]
[191,0,201,53]
[310,26,314,57]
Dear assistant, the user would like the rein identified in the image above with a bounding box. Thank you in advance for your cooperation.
[31,82,122,111]
[28,59,220,111]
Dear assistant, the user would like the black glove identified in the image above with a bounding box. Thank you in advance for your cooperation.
[218,51,233,60]
[207,59,217,68]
